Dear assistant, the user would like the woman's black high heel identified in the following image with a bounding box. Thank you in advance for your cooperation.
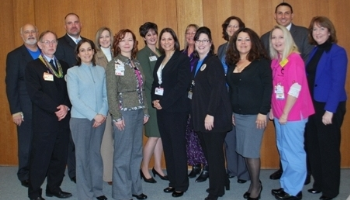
[225,180,230,190]
[140,169,156,183]
[152,168,169,180]
[247,185,263,200]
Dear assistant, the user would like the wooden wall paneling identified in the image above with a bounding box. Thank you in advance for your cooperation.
[0,0,35,165]
[176,0,203,49]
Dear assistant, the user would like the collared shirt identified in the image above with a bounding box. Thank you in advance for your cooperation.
[285,23,292,31]
[67,34,81,44]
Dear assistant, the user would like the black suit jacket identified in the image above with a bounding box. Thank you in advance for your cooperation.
[191,53,232,133]
[151,51,191,113]
[55,34,87,67]
[25,59,70,133]
[6,45,35,118]
[261,23,313,62]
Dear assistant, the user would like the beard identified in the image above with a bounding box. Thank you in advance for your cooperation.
[24,38,37,45]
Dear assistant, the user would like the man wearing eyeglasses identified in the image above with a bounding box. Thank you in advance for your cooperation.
[25,31,72,200]
[5,23,40,188]
[55,13,87,183]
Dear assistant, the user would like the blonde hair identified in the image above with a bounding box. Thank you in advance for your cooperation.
[269,25,299,61]
[183,24,199,50]
[94,27,113,51]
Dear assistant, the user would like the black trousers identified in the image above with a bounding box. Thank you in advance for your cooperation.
[17,116,33,182]
[198,131,228,197]
[305,101,345,198]
[28,127,70,198]
[157,110,189,192]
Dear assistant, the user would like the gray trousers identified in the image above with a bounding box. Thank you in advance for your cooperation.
[112,110,143,200]
[224,126,250,180]
[70,118,105,200]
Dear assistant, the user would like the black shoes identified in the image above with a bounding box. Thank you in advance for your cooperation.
[152,168,169,180]
[163,187,175,193]
[140,170,156,183]
[319,195,333,200]
[272,188,302,200]
[30,197,45,200]
[21,179,30,187]
[188,164,201,178]
[196,165,209,182]
[96,195,107,200]
[172,191,184,197]
[205,194,218,200]
[70,176,76,183]
[270,169,283,180]
[46,190,72,198]
[308,188,321,194]
[237,179,247,184]
[132,193,147,199]
[227,174,235,178]
[243,191,250,199]
[247,185,262,200]
[304,174,311,185]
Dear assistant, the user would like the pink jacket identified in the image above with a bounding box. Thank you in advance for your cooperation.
[271,52,315,121]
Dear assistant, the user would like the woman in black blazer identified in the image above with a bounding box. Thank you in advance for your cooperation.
[191,27,232,200]
[151,28,191,197]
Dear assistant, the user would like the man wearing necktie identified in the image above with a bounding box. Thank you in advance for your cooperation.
[55,13,87,183]
[25,30,72,200]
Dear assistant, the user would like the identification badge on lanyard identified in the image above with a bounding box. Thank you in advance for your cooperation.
[155,87,164,96]
[115,59,125,76]
[43,72,54,81]
[275,84,285,100]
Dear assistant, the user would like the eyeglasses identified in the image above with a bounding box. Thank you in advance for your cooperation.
[23,30,37,34]
[41,40,57,45]
[195,39,210,44]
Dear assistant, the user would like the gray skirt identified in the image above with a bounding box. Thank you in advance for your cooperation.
[234,113,266,158]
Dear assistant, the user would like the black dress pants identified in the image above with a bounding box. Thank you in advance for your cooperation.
[28,127,69,198]
[305,101,345,198]
[198,131,228,197]
[157,110,189,192]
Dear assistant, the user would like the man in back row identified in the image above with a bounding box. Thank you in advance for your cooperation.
[55,12,87,183]
[260,2,313,200]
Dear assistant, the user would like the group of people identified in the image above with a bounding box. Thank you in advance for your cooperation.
[5,2,347,200]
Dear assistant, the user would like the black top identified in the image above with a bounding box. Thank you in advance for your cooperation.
[191,53,232,132]
[306,41,332,97]
[226,58,272,115]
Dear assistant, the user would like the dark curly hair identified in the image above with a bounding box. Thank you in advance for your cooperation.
[226,28,268,65]
[222,16,245,41]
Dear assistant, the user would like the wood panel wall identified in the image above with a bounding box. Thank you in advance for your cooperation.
[1,0,349,168]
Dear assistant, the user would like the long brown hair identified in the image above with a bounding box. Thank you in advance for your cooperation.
[226,28,268,65]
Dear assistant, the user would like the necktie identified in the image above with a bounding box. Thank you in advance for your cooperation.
[49,59,57,70]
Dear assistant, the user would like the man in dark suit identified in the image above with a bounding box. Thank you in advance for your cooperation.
[25,31,72,200]
[55,13,86,183]
[5,23,41,188]
[260,2,313,183]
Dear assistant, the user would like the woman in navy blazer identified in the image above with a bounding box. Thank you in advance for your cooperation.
[67,39,108,200]
[305,16,348,200]
[151,28,191,197]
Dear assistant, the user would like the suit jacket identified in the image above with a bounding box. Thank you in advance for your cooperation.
[67,64,108,120]
[6,45,35,118]
[25,58,70,133]
[217,42,229,61]
[56,34,87,67]
[151,51,191,112]
[307,44,348,113]
[191,53,232,133]
[261,23,313,62]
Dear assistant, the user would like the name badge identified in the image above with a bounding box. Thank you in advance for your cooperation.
[115,59,125,76]
[188,91,193,99]
[149,56,157,61]
[43,72,54,81]
[155,87,164,96]
[275,84,285,100]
